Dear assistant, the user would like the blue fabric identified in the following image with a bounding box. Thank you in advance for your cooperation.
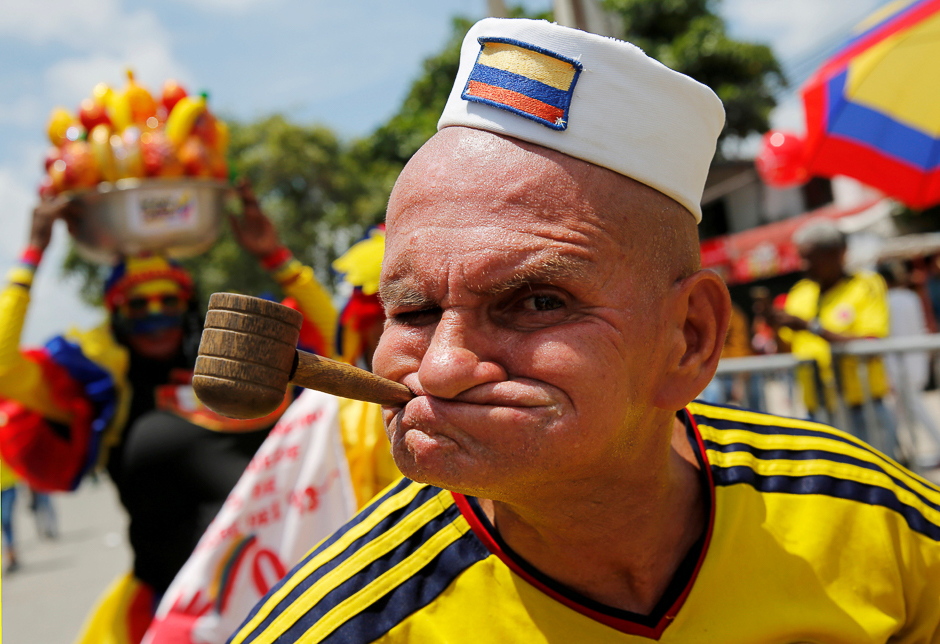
[1,487,16,548]
[825,70,940,170]
[127,313,183,336]
[44,336,119,486]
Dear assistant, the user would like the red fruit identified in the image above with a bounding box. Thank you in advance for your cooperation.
[140,130,182,177]
[191,111,218,148]
[61,141,101,189]
[207,149,228,180]
[43,147,63,171]
[78,98,111,131]
[161,80,188,114]
[178,136,211,177]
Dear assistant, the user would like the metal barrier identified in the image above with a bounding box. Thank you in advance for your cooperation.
[713,334,940,472]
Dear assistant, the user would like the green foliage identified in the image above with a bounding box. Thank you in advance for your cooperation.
[192,115,383,298]
[604,0,784,143]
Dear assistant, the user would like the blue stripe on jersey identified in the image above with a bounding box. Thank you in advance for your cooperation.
[233,477,413,635]
[700,412,923,479]
[712,466,940,541]
[322,522,490,643]
[704,440,940,515]
[276,503,470,642]
[236,480,441,644]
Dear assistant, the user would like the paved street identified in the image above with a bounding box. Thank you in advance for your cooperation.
[2,478,131,644]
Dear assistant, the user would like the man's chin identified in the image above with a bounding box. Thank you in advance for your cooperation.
[391,428,505,497]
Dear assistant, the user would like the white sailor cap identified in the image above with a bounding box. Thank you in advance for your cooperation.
[438,18,725,222]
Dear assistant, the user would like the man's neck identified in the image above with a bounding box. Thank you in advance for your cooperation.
[476,414,707,616]
[817,271,848,294]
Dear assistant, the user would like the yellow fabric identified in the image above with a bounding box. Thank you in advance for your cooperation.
[784,271,890,410]
[721,304,751,359]
[6,266,35,288]
[232,403,940,644]
[62,323,132,457]
[846,10,940,137]
[0,282,73,423]
[0,456,18,490]
[331,230,385,296]
[276,261,339,359]
[73,572,144,644]
[337,399,398,508]
[479,41,578,91]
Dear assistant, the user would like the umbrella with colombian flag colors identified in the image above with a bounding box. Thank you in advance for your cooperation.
[757,0,940,210]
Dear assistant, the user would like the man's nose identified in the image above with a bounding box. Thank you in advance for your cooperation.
[417,310,507,399]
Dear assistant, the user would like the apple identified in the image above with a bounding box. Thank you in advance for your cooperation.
[78,98,111,131]
[61,141,101,189]
[178,135,210,177]
[161,80,188,114]
[43,147,63,171]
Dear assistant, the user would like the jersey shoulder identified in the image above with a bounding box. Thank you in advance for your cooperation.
[687,401,940,543]
[228,478,490,644]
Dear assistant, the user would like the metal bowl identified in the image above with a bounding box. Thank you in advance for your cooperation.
[70,178,229,264]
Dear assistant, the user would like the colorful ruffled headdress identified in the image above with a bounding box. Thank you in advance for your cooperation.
[104,255,194,310]
[332,225,386,365]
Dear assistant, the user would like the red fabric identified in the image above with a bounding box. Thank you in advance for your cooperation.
[0,350,93,491]
[20,245,43,267]
[259,247,293,271]
[340,292,384,333]
[281,297,328,357]
[127,580,157,644]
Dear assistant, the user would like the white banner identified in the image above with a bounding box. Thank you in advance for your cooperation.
[143,390,358,644]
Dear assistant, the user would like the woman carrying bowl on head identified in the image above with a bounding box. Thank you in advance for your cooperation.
[0,181,340,643]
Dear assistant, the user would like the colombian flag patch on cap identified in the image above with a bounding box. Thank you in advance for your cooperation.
[461,37,582,130]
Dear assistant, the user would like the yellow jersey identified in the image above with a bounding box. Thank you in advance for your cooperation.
[783,272,890,410]
[228,401,940,643]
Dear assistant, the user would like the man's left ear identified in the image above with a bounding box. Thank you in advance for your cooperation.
[652,270,731,410]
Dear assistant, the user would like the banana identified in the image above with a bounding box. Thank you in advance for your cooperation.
[165,93,206,148]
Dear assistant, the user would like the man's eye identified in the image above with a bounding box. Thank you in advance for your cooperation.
[392,307,442,325]
[522,294,564,311]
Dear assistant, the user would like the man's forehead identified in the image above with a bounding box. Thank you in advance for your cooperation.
[380,235,593,303]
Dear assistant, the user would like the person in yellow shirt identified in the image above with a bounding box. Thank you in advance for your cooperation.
[773,221,897,454]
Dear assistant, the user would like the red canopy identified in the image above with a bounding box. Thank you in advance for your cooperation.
[700,197,883,285]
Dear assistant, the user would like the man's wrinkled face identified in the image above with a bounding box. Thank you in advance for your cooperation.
[373,130,678,498]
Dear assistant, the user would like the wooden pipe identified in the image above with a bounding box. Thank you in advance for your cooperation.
[193,293,413,419]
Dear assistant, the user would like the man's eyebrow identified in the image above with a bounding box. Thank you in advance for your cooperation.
[472,254,591,296]
[380,253,591,309]
[379,278,438,310]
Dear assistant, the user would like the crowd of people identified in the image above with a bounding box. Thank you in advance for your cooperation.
[2,15,939,644]
[703,221,940,463]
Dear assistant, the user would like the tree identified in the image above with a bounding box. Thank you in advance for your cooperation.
[603,0,784,143]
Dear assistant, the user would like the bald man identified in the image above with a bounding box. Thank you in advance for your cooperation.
[230,19,940,644]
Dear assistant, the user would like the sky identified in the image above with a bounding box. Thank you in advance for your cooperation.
[0,0,891,344]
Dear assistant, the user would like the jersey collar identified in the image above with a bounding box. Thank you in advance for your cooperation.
[452,407,716,640]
